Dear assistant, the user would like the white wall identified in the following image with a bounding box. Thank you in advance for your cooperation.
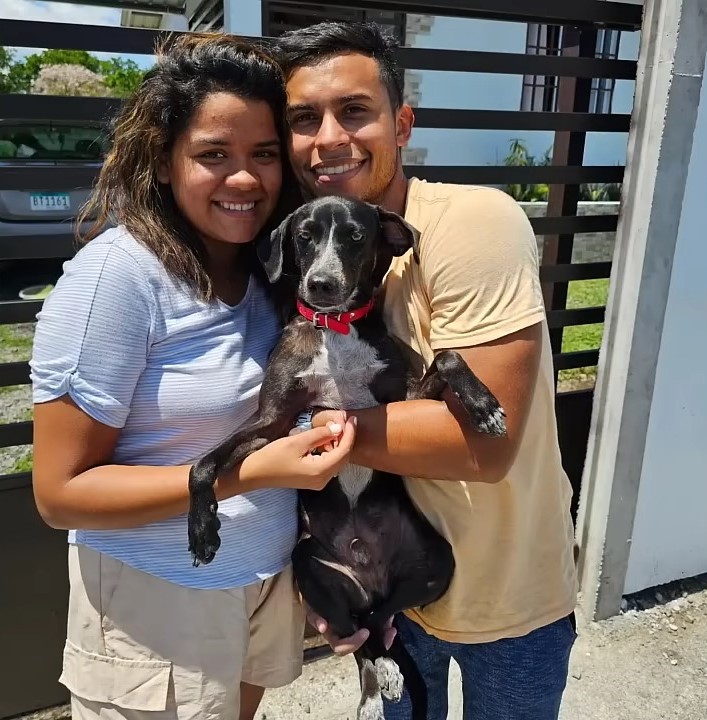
[223,0,261,35]
[623,51,707,595]
[408,17,639,168]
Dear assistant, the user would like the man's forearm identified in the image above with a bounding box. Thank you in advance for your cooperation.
[347,398,512,483]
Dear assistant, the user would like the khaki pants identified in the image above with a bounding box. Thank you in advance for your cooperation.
[61,544,305,720]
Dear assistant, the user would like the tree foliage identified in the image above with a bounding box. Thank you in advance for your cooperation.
[0,46,146,97]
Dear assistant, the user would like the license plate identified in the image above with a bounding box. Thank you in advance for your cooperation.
[30,193,70,211]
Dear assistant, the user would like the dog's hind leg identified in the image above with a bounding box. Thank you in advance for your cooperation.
[412,350,506,436]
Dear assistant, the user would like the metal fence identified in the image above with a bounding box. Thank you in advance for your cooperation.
[0,0,643,715]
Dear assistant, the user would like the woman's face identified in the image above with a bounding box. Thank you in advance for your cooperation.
[158,91,282,252]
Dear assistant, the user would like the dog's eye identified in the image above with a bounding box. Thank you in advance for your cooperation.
[351,230,364,242]
[296,230,311,241]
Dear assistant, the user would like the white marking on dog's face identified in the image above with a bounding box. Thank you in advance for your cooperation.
[302,222,346,304]
[296,327,387,503]
[312,556,369,605]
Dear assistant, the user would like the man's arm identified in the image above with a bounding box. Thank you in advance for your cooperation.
[315,322,542,484]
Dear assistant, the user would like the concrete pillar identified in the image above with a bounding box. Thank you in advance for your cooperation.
[576,0,707,620]
[223,0,262,36]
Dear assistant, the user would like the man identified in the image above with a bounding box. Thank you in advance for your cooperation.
[274,22,578,719]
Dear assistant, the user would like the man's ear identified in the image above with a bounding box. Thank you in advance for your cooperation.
[377,206,420,262]
[257,213,292,283]
[396,104,414,149]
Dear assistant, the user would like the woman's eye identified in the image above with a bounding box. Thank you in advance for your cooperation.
[254,150,279,160]
[199,151,225,160]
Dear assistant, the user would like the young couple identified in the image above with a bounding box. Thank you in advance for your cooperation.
[30,21,577,720]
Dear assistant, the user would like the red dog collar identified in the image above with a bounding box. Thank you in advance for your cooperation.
[296,298,375,335]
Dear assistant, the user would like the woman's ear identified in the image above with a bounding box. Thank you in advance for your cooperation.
[156,153,170,185]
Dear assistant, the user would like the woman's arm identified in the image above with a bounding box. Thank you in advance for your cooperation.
[33,395,354,530]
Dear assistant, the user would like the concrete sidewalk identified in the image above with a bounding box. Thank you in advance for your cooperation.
[259,583,707,719]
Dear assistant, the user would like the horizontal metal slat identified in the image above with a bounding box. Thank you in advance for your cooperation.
[0,233,77,261]
[1,164,624,192]
[0,362,30,388]
[0,166,99,191]
[547,306,606,329]
[0,472,32,492]
[0,21,638,79]
[397,46,637,79]
[540,262,612,282]
[412,108,631,132]
[2,95,119,123]
[554,350,600,371]
[0,301,43,325]
[274,0,643,29]
[0,421,32,449]
[530,214,619,235]
[407,165,625,186]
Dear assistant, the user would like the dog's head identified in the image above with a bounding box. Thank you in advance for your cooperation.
[257,196,420,312]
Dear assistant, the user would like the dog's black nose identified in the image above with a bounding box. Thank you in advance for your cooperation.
[307,274,336,296]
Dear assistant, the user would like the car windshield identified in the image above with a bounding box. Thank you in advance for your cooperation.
[0,124,105,161]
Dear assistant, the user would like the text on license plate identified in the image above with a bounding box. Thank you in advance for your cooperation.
[30,193,71,211]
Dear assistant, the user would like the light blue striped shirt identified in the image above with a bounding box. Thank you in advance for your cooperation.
[30,226,298,589]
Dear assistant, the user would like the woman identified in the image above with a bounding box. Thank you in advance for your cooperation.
[29,33,354,720]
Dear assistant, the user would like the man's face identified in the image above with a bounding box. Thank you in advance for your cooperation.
[285,52,413,204]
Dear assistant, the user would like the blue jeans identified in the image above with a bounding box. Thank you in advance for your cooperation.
[383,613,576,720]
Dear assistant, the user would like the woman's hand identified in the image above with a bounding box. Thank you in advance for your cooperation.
[235,417,356,492]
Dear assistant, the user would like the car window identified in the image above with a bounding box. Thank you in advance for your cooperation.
[0,125,106,161]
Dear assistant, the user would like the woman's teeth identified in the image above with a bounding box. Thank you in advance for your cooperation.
[218,201,255,211]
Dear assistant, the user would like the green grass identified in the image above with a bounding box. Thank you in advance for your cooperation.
[11,451,33,474]
[559,278,609,389]
[0,324,34,360]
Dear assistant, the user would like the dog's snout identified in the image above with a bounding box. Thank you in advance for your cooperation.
[307,273,336,297]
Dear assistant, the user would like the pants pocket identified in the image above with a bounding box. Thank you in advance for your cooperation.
[60,639,172,712]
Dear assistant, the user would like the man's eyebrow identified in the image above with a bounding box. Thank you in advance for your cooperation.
[286,94,374,113]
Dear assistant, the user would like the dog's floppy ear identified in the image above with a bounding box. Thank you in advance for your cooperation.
[257,213,292,284]
[377,206,421,262]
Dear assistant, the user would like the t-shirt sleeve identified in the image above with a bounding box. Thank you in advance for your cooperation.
[30,240,156,428]
[419,187,546,350]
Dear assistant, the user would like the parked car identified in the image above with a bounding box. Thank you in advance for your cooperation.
[0,119,107,301]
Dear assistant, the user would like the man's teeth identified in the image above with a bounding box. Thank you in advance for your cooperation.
[218,201,255,211]
[315,162,361,176]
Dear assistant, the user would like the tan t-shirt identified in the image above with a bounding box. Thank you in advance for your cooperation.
[382,178,577,643]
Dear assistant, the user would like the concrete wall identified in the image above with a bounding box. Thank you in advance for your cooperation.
[623,50,707,595]
[223,0,261,34]
[521,201,617,263]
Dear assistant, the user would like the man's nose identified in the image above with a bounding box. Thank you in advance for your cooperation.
[315,112,349,150]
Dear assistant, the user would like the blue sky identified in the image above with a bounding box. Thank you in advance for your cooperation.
[0,0,156,68]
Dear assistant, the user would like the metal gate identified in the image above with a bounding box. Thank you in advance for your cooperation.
[0,1,643,715]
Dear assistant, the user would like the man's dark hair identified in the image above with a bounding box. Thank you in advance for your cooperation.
[273,22,404,110]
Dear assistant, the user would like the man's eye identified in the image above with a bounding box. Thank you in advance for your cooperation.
[345,105,367,115]
[290,113,316,126]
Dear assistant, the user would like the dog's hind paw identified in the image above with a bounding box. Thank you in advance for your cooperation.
[187,488,222,566]
[375,657,404,703]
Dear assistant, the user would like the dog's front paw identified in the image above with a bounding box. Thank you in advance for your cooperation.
[358,659,385,720]
[375,657,403,703]
[187,487,222,566]
[457,390,507,437]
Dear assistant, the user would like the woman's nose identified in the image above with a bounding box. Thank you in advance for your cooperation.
[225,169,260,190]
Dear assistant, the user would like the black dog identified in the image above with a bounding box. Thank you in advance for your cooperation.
[187,196,506,720]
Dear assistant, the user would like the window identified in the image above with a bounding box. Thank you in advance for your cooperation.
[521,24,622,114]
[263,2,405,42]
[0,124,106,162]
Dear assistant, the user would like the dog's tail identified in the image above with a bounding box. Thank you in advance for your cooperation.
[388,633,428,720]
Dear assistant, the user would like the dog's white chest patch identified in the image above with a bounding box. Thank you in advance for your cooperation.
[297,328,387,503]
[297,327,387,411]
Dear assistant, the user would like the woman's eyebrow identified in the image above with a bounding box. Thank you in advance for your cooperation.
[191,137,280,147]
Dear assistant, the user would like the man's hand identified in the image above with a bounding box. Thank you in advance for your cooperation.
[306,605,397,656]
